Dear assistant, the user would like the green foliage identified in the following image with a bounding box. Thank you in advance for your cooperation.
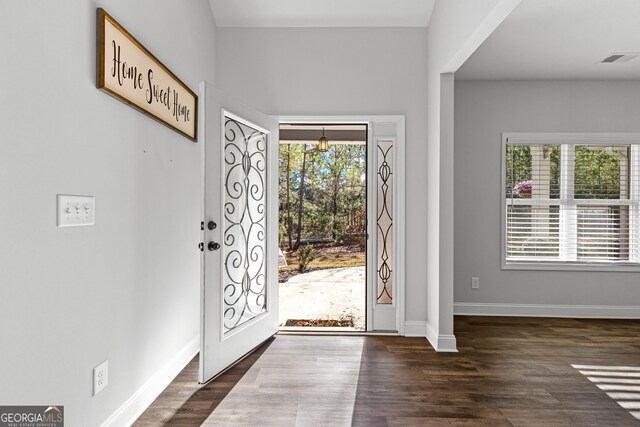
[505,144,624,199]
[505,145,532,197]
[574,146,623,199]
[546,146,561,197]
[279,143,366,249]
[297,244,315,271]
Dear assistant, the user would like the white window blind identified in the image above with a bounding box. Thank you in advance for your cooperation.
[504,136,640,267]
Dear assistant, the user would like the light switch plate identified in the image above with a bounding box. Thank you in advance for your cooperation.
[57,195,94,227]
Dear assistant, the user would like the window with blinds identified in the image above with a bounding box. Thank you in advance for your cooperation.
[503,136,640,267]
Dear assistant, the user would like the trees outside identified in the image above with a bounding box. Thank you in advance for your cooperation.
[278,142,368,329]
[279,143,367,251]
[505,143,630,260]
[505,144,625,198]
[574,145,626,199]
[505,145,560,198]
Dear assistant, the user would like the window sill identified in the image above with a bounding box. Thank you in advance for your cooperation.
[502,261,640,272]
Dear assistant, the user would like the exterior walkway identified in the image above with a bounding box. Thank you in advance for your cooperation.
[279,266,366,330]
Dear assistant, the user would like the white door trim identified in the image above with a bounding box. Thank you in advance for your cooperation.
[275,115,406,335]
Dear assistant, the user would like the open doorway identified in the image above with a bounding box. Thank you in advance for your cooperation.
[278,124,367,331]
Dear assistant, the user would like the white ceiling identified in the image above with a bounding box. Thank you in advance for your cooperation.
[457,0,640,80]
[209,0,435,28]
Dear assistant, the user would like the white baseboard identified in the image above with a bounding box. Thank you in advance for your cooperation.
[100,336,199,427]
[454,302,640,319]
[404,321,427,337]
[426,323,458,352]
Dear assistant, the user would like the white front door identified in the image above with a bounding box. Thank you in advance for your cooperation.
[199,83,279,383]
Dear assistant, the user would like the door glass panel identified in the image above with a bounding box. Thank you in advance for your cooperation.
[376,140,393,304]
[223,115,268,333]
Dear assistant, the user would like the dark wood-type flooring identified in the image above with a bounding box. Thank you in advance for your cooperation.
[134,316,640,426]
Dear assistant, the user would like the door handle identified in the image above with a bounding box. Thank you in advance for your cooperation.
[208,241,220,251]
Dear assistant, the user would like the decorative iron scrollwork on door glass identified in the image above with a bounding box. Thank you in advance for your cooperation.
[223,115,267,333]
[376,140,393,304]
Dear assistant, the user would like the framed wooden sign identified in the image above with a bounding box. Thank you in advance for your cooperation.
[97,8,197,142]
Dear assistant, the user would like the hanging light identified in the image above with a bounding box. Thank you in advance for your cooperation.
[317,127,329,152]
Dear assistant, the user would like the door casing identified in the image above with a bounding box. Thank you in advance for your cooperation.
[275,115,406,334]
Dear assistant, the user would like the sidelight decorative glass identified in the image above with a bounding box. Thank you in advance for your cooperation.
[376,140,394,304]
[223,115,268,333]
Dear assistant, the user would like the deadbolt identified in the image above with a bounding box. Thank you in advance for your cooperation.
[208,241,220,251]
[207,221,217,230]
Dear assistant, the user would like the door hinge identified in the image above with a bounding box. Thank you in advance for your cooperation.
[201,221,205,231]
[198,242,204,251]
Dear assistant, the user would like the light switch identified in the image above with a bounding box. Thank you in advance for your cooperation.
[57,195,94,227]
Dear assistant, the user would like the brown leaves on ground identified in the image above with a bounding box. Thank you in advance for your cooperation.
[284,318,355,327]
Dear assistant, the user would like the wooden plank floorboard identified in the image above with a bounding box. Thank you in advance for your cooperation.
[134,316,640,426]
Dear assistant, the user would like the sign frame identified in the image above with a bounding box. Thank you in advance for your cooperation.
[97,8,198,142]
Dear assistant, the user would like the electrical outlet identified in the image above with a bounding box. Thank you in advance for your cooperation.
[471,277,480,290]
[93,360,108,396]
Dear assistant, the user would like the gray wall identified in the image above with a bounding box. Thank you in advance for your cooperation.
[0,1,215,425]
[454,80,640,308]
[425,0,515,348]
[215,27,429,322]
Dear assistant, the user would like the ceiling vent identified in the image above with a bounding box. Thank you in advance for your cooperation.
[600,53,639,63]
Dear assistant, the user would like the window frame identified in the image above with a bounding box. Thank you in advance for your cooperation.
[501,132,640,272]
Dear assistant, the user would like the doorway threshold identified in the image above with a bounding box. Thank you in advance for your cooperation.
[278,326,361,333]
[277,328,399,336]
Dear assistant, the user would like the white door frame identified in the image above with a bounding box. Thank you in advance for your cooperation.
[275,115,406,335]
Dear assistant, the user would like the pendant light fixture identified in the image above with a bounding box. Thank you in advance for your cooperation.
[318,127,329,152]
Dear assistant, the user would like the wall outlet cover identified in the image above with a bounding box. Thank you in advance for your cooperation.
[93,360,108,396]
